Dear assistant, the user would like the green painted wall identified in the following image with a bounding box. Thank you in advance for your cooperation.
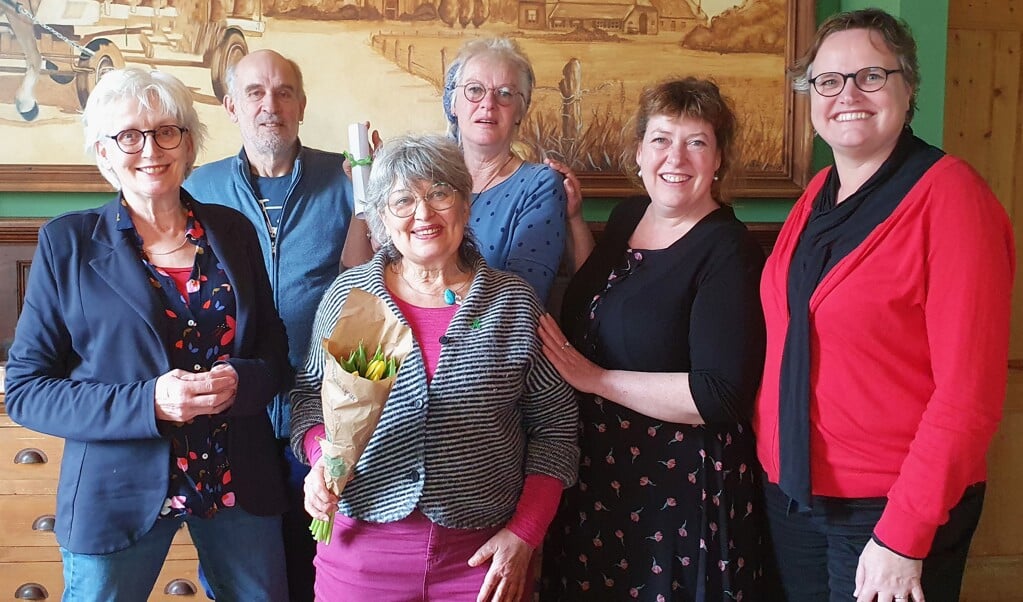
[0,192,111,218]
[0,0,950,223]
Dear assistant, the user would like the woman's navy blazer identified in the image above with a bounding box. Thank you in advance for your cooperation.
[5,192,291,554]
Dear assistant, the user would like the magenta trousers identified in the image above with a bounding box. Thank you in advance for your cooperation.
[313,510,530,602]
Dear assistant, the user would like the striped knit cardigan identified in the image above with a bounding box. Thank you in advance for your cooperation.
[290,253,580,529]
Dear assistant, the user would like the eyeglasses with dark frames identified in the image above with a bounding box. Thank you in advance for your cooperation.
[386,183,458,218]
[107,125,189,154]
[808,67,903,97]
[458,82,524,106]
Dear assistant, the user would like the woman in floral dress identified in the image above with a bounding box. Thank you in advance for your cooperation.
[538,78,771,601]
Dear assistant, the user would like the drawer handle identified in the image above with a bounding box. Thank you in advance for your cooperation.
[15,582,48,599]
[32,515,56,532]
[14,448,48,464]
[163,578,197,596]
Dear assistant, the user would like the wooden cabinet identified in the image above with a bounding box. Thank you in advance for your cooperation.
[0,397,201,600]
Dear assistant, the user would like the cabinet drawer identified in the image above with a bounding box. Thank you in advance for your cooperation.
[0,496,196,550]
[151,560,203,600]
[0,560,61,601]
[0,559,202,600]
[0,427,62,495]
[0,496,56,549]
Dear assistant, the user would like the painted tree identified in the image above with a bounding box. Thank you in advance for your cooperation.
[438,0,457,26]
[471,0,489,27]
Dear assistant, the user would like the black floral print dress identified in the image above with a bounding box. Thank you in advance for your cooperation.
[540,198,770,601]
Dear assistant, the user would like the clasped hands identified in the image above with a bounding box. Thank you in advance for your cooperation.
[154,363,238,422]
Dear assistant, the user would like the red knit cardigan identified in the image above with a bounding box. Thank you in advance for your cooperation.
[754,155,1015,558]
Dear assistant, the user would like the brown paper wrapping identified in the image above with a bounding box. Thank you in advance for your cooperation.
[319,288,414,496]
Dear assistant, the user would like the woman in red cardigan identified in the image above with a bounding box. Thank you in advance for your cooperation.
[754,8,1014,602]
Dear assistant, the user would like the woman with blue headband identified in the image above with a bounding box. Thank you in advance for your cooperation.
[438,37,572,303]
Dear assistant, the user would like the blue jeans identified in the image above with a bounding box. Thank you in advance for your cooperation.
[763,479,985,602]
[60,507,287,602]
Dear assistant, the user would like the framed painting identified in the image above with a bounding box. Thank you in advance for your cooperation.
[0,0,813,197]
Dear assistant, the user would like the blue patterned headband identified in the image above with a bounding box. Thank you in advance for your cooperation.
[443,60,462,141]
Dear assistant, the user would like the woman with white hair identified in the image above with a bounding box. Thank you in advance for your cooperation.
[349,37,574,302]
[4,67,291,600]
[440,37,570,302]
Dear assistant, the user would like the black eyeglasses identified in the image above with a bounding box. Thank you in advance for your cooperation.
[386,183,458,218]
[458,82,524,106]
[808,67,903,97]
[107,125,188,154]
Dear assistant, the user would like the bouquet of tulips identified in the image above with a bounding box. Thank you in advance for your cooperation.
[310,288,413,545]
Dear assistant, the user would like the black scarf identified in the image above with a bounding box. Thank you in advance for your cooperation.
[777,129,944,508]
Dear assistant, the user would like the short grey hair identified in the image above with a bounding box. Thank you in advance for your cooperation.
[225,51,307,102]
[365,134,479,266]
[82,68,207,188]
[446,37,535,137]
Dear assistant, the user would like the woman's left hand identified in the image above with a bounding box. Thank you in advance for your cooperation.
[854,539,926,602]
[538,313,603,394]
[469,528,533,602]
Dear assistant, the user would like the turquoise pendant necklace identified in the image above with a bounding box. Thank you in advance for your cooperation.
[442,278,471,305]
[395,265,472,306]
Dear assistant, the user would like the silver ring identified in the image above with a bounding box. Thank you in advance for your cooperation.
[561,341,571,350]
[894,597,907,601]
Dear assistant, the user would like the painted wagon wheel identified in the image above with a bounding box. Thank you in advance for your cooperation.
[75,39,124,109]
[210,29,247,102]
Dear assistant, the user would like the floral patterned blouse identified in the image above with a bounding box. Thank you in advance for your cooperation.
[118,198,238,519]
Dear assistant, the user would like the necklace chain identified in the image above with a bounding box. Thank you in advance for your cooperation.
[139,203,191,257]
[144,235,191,256]
[393,264,472,305]
[472,154,515,203]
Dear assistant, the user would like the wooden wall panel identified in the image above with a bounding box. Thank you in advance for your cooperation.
[946,2,1023,599]
[960,370,1023,601]
[944,30,996,179]
[946,21,1023,360]
[987,33,1022,206]
[948,0,1023,31]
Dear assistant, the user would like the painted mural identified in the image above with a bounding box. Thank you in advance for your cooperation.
[0,0,807,193]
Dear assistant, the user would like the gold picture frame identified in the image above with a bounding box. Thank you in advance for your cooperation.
[0,0,813,197]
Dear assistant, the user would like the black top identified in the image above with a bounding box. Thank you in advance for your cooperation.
[561,197,766,423]
[542,197,770,601]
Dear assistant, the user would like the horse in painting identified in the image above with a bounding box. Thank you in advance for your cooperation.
[0,0,43,120]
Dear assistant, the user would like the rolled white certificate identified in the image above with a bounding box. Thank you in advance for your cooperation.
[348,122,372,218]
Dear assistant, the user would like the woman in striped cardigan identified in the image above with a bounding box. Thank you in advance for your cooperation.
[290,134,579,602]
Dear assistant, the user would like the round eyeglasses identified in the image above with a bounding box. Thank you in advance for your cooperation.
[107,125,188,154]
[808,67,903,97]
[386,183,458,218]
[458,82,524,106]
